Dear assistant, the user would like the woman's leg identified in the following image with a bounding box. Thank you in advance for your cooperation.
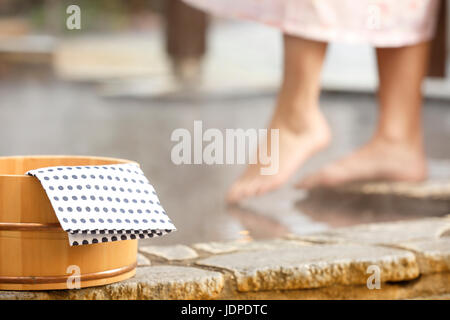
[298,42,430,189]
[227,34,330,203]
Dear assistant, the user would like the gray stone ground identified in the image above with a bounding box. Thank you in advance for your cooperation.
[1,217,449,299]
[0,71,450,245]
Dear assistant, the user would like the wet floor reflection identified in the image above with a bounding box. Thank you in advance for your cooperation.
[1,75,449,245]
[227,162,450,239]
[295,188,450,228]
[226,185,450,240]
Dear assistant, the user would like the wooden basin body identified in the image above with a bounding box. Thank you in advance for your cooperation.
[0,156,138,290]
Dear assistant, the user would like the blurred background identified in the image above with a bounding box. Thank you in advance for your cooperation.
[0,0,450,245]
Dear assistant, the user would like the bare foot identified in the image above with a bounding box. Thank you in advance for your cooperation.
[226,108,331,204]
[297,137,427,189]
[226,34,329,204]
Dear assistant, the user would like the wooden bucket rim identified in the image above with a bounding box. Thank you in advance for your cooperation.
[0,155,138,177]
[0,222,63,232]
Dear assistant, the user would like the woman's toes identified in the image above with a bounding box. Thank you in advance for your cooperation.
[296,172,323,189]
[254,176,279,196]
[242,180,260,198]
[296,138,427,190]
[226,181,244,204]
[227,174,287,204]
[297,165,344,189]
[256,179,276,196]
[227,178,259,204]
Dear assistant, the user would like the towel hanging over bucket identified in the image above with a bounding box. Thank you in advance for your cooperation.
[27,163,176,246]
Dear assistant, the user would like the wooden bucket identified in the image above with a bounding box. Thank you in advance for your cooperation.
[0,156,139,290]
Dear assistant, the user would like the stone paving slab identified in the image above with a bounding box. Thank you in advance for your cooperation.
[291,217,450,246]
[396,238,450,274]
[196,244,419,292]
[221,272,450,300]
[105,266,224,300]
[193,239,312,255]
[137,253,151,266]
[139,244,198,261]
[0,266,224,300]
[57,266,224,300]
[0,291,50,300]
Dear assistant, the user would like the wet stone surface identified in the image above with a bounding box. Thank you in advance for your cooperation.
[291,217,450,245]
[196,244,419,292]
[0,217,449,300]
[397,238,450,274]
[139,244,199,261]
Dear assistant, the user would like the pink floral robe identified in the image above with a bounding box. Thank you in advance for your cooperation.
[184,0,441,47]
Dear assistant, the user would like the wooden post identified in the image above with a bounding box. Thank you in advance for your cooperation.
[165,0,208,81]
[428,0,447,78]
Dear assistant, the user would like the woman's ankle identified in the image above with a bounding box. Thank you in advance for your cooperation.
[373,129,424,151]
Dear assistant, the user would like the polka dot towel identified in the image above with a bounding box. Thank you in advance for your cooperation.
[26,163,176,246]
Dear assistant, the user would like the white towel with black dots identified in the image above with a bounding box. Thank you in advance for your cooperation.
[26,163,176,246]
